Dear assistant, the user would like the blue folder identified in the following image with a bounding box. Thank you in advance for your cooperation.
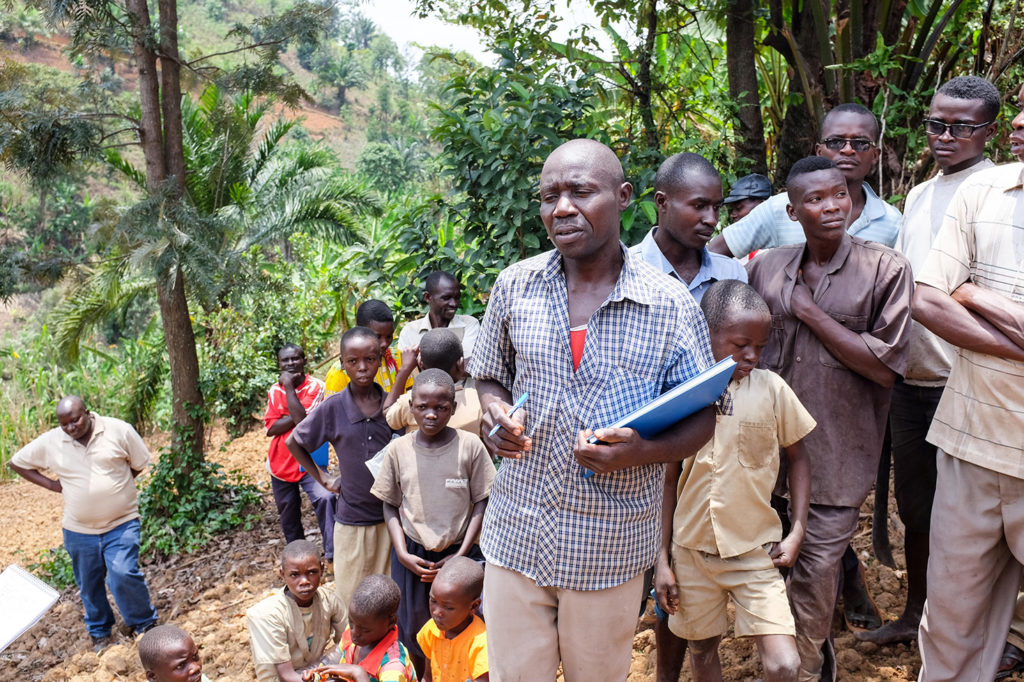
[583,357,737,476]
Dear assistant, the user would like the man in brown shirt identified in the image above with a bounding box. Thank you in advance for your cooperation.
[746,157,912,681]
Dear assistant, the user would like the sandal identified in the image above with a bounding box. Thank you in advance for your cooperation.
[997,642,1024,680]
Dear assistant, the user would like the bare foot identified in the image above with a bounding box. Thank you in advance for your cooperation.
[854,617,919,644]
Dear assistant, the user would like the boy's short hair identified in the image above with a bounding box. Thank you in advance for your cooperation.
[434,556,484,600]
[425,270,458,295]
[936,76,1001,120]
[419,328,463,371]
[350,574,401,619]
[412,368,456,403]
[356,300,394,326]
[340,326,380,355]
[786,156,838,187]
[278,342,303,357]
[138,624,191,671]
[653,152,719,193]
[281,538,320,568]
[700,279,771,331]
[821,102,880,140]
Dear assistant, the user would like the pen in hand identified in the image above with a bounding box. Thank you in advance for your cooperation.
[488,392,529,437]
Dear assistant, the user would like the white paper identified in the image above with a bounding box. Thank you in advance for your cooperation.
[0,564,60,652]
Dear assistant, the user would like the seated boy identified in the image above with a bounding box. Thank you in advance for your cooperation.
[654,279,815,682]
[326,300,411,398]
[384,329,483,436]
[417,556,488,682]
[288,327,396,611]
[370,369,495,672]
[138,624,210,682]
[247,540,347,682]
[303,574,416,682]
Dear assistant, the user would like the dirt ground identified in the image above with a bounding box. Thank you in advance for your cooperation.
[1,424,1021,681]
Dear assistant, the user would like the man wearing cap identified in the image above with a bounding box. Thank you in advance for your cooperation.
[709,103,902,257]
[723,173,773,224]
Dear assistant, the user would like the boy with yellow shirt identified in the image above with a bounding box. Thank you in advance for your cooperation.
[325,300,411,397]
[654,279,815,682]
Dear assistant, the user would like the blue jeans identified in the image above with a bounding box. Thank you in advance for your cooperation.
[62,518,158,637]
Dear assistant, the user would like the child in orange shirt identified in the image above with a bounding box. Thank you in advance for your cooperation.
[417,557,487,682]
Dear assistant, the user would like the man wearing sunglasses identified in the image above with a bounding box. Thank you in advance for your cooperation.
[855,77,998,653]
[708,103,902,258]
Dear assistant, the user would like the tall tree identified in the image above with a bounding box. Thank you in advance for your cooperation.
[725,0,767,174]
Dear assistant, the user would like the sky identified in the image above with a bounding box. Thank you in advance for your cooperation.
[359,0,620,66]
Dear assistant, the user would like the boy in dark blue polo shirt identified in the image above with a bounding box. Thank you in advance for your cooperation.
[288,326,396,614]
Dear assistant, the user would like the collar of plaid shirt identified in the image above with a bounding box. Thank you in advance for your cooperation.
[474,244,715,590]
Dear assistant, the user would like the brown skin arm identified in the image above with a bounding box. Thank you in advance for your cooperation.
[478,379,531,459]
[771,440,809,568]
[383,347,419,412]
[653,460,682,615]
[951,282,1024,351]
[913,284,1024,361]
[474,674,489,681]
[302,663,370,682]
[434,499,487,573]
[274,662,303,682]
[9,463,62,493]
[707,233,734,257]
[267,376,308,437]
[573,405,716,474]
[383,503,437,582]
[790,282,898,388]
[285,433,339,493]
[423,664,433,682]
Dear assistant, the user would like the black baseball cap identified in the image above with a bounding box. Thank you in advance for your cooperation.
[723,174,773,204]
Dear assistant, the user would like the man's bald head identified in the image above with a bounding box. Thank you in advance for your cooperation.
[543,139,626,187]
[56,395,86,418]
[56,395,92,443]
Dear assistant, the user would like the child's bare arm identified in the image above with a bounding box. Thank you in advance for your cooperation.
[653,461,681,615]
[302,663,370,682]
[384,503,437,581]
[275,661,304,682]
[422,662,433,682]
[383,348,419,411]
[771,440,810,568]
[473,674,489,681]
[438,499,487,570]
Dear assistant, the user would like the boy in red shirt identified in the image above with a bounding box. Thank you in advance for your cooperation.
[265,344,335,562]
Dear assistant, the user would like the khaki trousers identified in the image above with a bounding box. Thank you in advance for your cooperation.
[918,452,1024,682]
[332,522,391,616]
[482,563,644,682]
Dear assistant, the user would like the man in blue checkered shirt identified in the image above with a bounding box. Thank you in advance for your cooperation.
[470,139,717,681]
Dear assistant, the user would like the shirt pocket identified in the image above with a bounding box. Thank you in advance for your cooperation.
[761,315,787,370]
[818,313,869,368]
[737,421,777,469]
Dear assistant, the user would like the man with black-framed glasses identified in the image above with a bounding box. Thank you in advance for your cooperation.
[856,76,999,652]
[708,103,902,259]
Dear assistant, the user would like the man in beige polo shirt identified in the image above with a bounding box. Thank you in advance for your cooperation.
[912,82,1024,681]
[8,395,158,651]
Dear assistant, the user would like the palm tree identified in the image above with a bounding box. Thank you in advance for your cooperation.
[53,84,381,370]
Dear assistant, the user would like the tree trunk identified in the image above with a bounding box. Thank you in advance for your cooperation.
[726,0,768,175]
[635,0,659,152]
[126,0,205,460]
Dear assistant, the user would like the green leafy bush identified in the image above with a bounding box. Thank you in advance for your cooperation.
[27,547,75,590]
[138,440,261,557]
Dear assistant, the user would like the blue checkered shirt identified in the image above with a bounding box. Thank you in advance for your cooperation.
[470,245,714,590]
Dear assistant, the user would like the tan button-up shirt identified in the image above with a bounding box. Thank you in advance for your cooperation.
[10,414,151,534]
[746,235,912,507]
[672,369,816,557]
[917,162,1024,477]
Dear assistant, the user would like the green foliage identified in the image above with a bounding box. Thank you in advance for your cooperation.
[138,438,261,557]
[357,141,419,194]
[0,318,171,476]
[27,547,75,590]
[429,39,604,273]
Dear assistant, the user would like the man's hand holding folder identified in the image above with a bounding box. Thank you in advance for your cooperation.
[574,427,646,474]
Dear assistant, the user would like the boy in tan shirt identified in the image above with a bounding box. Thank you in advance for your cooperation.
[655,280,815,682]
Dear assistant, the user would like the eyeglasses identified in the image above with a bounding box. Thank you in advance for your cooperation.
[820,137,876,152]
[922,119,994,138]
